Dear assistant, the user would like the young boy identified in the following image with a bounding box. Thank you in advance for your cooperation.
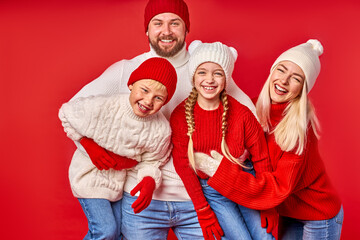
[58,57,177,239]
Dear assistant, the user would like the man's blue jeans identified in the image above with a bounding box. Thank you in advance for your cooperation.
[279,205,344,240]
[121,192,203,240]
[78,198,122,240]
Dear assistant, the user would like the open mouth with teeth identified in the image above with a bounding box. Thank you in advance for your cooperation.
[159,38,176,46]
[161,39,174,43]
[138,102,151,113]
[202,85,217,92]
[275,84,288,94]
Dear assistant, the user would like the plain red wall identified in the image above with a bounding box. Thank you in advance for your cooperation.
[1,0,359,239]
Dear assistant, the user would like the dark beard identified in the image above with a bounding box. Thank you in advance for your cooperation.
[149,37,185,58]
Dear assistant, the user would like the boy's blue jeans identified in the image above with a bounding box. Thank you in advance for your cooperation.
[279,205,344,240]
[78,198,122,240]
[121,192,203,240]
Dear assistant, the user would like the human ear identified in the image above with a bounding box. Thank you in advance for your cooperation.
[128,84,133,91]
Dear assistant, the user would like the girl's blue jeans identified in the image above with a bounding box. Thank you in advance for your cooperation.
[78,198,122,240]
[200,159,275,240]
[200,178,275,240]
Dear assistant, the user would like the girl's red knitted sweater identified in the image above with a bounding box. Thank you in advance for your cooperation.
[208,102,342,220]
[170,96,271,210]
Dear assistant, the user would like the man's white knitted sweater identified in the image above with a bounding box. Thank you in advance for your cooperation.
[59,94,172,201]
[69,43,256,201]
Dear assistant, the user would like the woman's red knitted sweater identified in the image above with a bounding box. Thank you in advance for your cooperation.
[170,96,271,210]
[208,102,342,220]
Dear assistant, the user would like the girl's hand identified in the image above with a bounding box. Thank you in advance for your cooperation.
[196,204,224,240]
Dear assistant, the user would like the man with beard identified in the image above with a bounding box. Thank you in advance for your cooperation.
[68,0,255,239]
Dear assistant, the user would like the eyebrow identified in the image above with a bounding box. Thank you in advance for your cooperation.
[197,67,224,72]
[151,18,182,22]
[138,83,150,89]
[279,64,304,79]
[279,64,288,71]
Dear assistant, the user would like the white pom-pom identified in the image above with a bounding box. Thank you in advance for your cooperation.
[229,46,238,61]
[188,40,202,54]
[307,39,323,56]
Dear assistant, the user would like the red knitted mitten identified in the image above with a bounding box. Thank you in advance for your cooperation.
[261,208,278,234]
[130,176,156,214]
[80,137,116,170]
[196,204,224,240]
[107,151,138,170]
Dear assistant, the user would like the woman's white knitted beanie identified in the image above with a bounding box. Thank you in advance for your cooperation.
[271,39,323,93]
[188,40,238,87]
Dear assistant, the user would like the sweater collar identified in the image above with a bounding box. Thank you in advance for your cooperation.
[148,43,189,68]
[270,102,289,125]
[194,100,224,116]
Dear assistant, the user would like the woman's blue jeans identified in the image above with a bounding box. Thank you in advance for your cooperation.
[121,192,203,240]
[279,205,344,240]
[78,198,122,240]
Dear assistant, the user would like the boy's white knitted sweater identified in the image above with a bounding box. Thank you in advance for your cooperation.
[59,94,172,201]
[68,43,256,201]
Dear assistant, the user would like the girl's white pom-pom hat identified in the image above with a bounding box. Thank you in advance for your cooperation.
[188,40,238,88]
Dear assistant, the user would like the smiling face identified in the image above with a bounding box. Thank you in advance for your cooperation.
[269,61,305,104]
[147,12,187,57]
[128,79,168,117]
[193,62,226,110]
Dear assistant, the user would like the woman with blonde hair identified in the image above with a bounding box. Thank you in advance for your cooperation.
[208,39,343,239]
[170,40,275,240]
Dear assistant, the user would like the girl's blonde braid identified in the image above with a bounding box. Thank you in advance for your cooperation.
[220,91,247,168]
[185,87,198,170]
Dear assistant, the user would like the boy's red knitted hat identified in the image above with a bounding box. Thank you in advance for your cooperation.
[128,57,177,104]
[144,0,190,33]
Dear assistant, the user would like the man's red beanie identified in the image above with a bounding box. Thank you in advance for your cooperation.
[144,0,190,33]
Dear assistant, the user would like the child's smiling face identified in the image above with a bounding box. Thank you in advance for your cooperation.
[128,79,168,118]
[193,62,226,110]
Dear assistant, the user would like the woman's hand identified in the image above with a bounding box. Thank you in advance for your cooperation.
[261,208,278,234]
[194,152,222,177]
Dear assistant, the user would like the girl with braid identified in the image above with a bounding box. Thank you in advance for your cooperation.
[170,40,275,240]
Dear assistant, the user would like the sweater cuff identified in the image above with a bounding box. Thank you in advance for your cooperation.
[137,166,162,189]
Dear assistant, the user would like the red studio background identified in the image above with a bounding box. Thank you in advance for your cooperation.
[1,0,359,239]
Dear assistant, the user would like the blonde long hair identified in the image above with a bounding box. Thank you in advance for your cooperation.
[185,87,247,170]
[256,67,320,155]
